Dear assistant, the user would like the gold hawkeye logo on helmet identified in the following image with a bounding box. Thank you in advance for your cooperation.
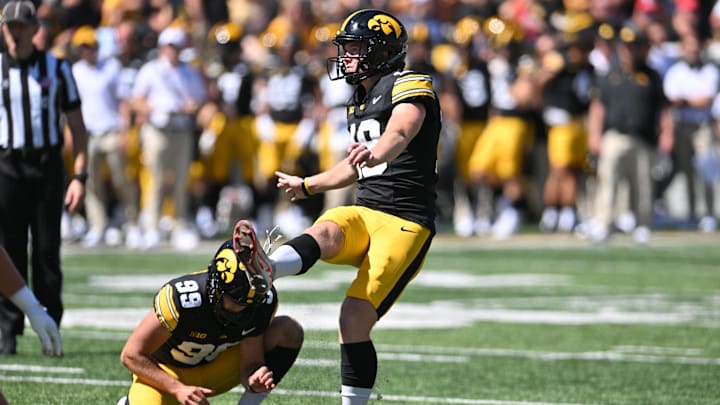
[214,248,238,283]
[368,14,401,39]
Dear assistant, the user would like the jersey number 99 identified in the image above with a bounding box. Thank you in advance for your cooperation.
[175,280,202,309]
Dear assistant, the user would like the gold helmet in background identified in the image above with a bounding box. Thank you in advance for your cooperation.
[309,22,340,47]
[483,16,523,49]
[208,21,243,47]
[453,16,482,47]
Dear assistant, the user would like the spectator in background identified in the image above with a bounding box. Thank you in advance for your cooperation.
[589,22,617,77]
[0,0,88,354]
[195,21,259,239]
[262,0,315,50]
[671,0,701,40]
[131,25,207,250]
[587,23,674,244]
[707,91,720,190]
[450,16,494,236]
[536,29,595,233]
[55,0,102,30]
[254,33,321,236]
[662,33,719,232]
[71,25,141,248]
[109,16,148,245]
[498,0,547,42]
[468,17,540,239]
[646,20,680,78]
[706,2,720,64]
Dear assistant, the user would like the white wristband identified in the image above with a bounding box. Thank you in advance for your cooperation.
[9,286,44,316]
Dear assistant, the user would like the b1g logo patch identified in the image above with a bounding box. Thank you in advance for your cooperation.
[368,14,402,39]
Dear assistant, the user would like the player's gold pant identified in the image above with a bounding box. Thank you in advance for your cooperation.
[122,126,179,218]
[456,120,486,182]
[318,119,346,173]
[204,114,258,184]
[316,206,434,318]
[547,118,587,168]
[468,115,533,181]
[257,122,301,179]
[127,344,243,404]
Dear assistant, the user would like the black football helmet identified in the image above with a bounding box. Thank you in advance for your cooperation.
[327,9,408,84]
[208,21,243,69]
[207,240,269,328]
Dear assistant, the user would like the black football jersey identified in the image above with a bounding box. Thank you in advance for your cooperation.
[151,270,278,368]
[595,62,666,146]
[456,60,491,121]
[265,65,317,123]
[217,62,255,117]
[542,53,594,117]
[348,70,441,231]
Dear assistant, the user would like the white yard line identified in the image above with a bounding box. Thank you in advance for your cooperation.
[79,273,719,331]
[611,345,704,356]
[87,272,571,292]
[0,364,84,374]
[60,303,709,331]
[303,341,720,367]
[56,330,719,367]
[265,388,593,405]
[294,358,337,367]
[295,353,469,367]
[0,375,592,405]
[0,375,127,386]
[366,343,720,366]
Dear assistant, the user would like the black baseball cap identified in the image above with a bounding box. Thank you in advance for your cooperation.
[1,1,38,25]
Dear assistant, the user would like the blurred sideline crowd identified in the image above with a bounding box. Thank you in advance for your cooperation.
[16,0,720,249]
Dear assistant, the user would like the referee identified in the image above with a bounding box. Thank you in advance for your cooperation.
[0,1,88,354]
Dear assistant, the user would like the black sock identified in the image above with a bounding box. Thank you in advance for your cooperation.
[264,346,301,383]
[511,197,527,211]
[340,341,377,389]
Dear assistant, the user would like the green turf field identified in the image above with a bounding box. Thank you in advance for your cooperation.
[1,232,719,404]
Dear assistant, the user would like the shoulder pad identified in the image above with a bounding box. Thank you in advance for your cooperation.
[392,71,435,104]
[154,284,180,331]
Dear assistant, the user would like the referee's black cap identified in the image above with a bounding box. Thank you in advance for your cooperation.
[1,1,38,25]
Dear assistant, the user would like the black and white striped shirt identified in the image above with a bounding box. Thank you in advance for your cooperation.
[0,50,81,150]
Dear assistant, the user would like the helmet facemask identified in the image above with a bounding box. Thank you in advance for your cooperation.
[328,36,406,85]
[208,271,258,328]
[328,38,371,84]
[327,9,408,85]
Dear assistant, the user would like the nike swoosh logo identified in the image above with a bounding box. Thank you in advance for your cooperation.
[372,95,382,104]
[242,327,256,336]
[400,226,416,233]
